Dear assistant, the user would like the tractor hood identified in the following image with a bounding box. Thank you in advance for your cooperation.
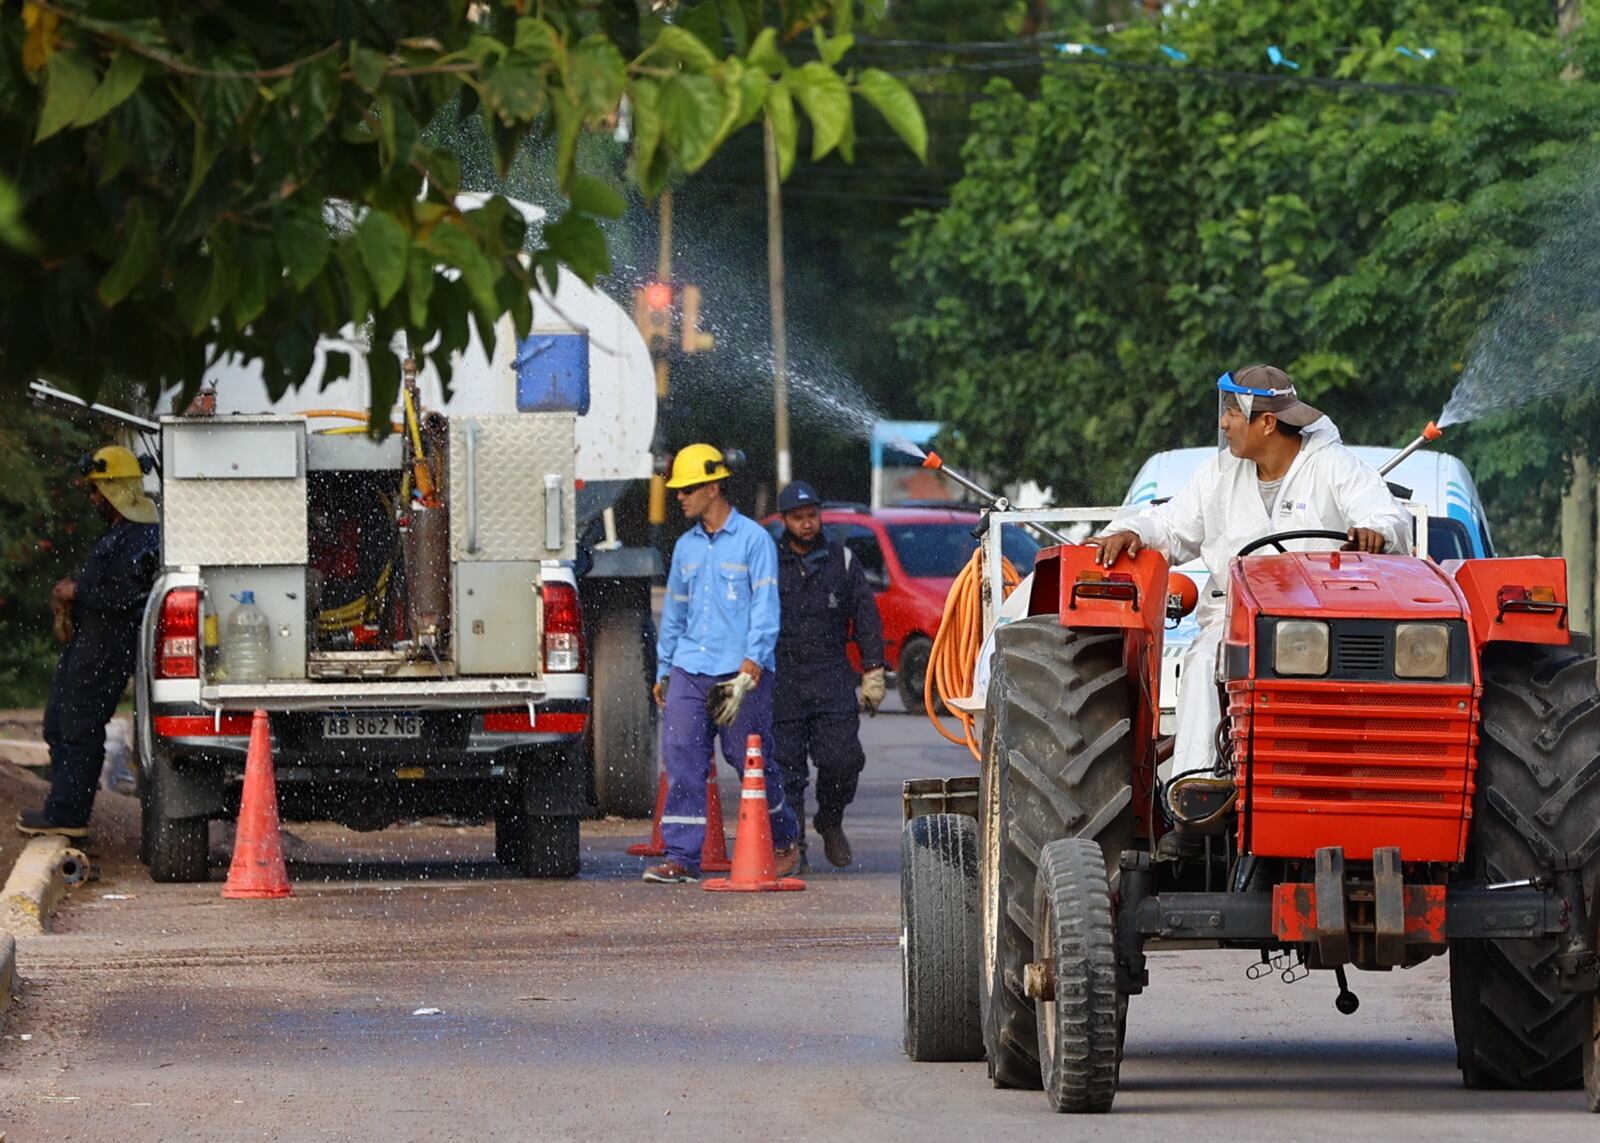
[1233,551,1465,621]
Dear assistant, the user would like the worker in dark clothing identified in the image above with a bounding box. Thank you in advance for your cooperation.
[19,446,161,837]
[772,481,886,869]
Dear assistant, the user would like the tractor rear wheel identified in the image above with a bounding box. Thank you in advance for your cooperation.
[1586,996,1599,1112]
[1035,838,1123,1112]
[901,813,984,1062]
[1451,643,1600,1091]
[983,618,1137,1091]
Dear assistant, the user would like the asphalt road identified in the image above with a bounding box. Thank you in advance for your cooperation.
[2,697,1596,1141]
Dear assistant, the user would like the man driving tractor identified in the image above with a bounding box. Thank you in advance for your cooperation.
[1089,365,1414,858]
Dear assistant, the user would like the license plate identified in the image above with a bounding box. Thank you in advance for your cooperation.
[322,713,421,739]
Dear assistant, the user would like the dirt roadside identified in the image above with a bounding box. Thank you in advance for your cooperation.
[0,713,143,890]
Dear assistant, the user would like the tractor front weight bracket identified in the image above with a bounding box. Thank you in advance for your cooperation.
[1552,862,1599,994]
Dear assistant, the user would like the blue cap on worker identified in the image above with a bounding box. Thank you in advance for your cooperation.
[776,481,821,513]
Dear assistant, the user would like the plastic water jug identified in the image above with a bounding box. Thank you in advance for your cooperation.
[222,591,272,683]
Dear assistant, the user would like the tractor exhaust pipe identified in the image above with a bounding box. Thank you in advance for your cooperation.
[1378,421,1443,477]
[922,451,1071,545]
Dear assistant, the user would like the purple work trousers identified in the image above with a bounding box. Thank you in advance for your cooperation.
[661,667,798,873]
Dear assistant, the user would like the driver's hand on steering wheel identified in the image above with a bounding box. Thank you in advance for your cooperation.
[1088,531,1141,567]
[1344,527,1385,554]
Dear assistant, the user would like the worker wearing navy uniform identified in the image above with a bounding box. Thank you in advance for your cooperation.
[645,444,800,883]
[772,481,886,870]
[19,446,161,837]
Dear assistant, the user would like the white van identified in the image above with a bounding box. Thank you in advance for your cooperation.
[1122,445,1496,733]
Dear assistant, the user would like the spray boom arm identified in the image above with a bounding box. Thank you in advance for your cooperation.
[922,451,1071,545]
[1378,421,1443,478]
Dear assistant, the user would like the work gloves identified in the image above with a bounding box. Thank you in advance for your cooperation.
[860,667,887,716]
[706,672,757,726]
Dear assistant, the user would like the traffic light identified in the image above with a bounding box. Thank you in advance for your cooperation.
[680,286,715,354]
[634,281,673,354]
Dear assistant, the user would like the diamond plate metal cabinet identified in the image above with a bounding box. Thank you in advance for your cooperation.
[161,418,308,567]
[448,414,576,562]
[454,562,541,676]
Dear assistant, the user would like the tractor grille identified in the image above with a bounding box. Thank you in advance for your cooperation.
[1226,681,1478,862]
[1335,632,1387,673]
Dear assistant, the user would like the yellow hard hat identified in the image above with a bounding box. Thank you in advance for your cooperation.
[82,445,145,481]
[80,445,158,524]
[665,443,731,489]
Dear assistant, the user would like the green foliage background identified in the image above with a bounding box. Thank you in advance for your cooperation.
[894,1,1600,555]
[0,409,99,706]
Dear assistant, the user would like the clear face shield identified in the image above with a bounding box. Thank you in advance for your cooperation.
[1216,371,1295,449]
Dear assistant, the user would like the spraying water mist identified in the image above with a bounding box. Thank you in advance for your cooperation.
[426,106,895,448]
[1439,160,1600,427]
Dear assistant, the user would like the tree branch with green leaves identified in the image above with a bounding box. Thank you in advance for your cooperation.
[0,0,927,417]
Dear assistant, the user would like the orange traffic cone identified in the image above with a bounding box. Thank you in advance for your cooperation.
[221,710,292,900]
[701,768,731,874]
[625,772,669,857]
[704,735,805,893]
[628,763,732,870]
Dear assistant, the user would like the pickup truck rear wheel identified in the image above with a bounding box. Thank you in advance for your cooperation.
[142,754,210,884]
[495,808,580,877]
[521,815,580,877]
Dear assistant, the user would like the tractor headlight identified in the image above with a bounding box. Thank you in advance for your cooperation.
[1273,620,1330,676]
[1394,623,1450,679]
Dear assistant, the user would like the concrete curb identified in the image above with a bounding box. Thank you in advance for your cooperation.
[0,931,14,1014]
[2,835,74,936]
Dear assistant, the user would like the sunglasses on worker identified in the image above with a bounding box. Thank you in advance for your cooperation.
[1217,371,1296,399]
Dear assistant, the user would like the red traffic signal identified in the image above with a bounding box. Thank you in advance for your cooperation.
[643,282,673,310]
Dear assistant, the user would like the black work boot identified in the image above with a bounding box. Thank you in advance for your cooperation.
[1153,831,1206,863]
[17,807,89,839]
[815,818,852,868]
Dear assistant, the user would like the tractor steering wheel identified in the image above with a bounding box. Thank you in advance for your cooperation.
[1235,529,1352,558]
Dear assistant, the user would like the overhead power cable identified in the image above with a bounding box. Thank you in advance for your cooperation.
[875,52,1456,98]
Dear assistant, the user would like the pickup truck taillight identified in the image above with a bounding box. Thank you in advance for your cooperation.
[542,582,585,673]
[156,588,201,679]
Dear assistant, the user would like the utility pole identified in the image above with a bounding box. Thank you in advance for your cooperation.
[646,191,673,549]
[764,120,792,490]
[1556,0,1598,638]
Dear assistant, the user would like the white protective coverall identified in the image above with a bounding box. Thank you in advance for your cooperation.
[1104,416,1414,777]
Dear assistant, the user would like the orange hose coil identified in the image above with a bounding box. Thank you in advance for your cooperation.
[924,547,1020,760]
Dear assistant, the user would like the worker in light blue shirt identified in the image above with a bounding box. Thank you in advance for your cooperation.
[643,444,799,883]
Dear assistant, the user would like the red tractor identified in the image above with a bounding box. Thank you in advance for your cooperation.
[900,530,1599,1112]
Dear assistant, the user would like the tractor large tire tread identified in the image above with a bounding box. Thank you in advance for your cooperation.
[1453,643,1600,1091]
[590,610,660,819]
[1036,838,1123,1113]
[901,813,984,1062]
[982,618,1137,1092]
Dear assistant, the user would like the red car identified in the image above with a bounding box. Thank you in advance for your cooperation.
[766,505,1039,710]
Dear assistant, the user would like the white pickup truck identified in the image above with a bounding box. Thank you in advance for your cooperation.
[135,405,591,881]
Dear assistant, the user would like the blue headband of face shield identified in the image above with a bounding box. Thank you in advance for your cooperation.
[1217,371,1295,400]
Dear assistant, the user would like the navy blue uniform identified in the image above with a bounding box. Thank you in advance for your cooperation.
[43,518,160,826]
[773,537,885,833]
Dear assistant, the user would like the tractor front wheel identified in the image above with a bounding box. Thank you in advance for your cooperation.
[1451,643,1600,1091]
[1035,838,1123,1113]
[1586,995,1599,1112]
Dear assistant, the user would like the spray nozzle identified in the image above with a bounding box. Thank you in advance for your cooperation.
[921,450,944,471]
[1378,421,1447,477]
